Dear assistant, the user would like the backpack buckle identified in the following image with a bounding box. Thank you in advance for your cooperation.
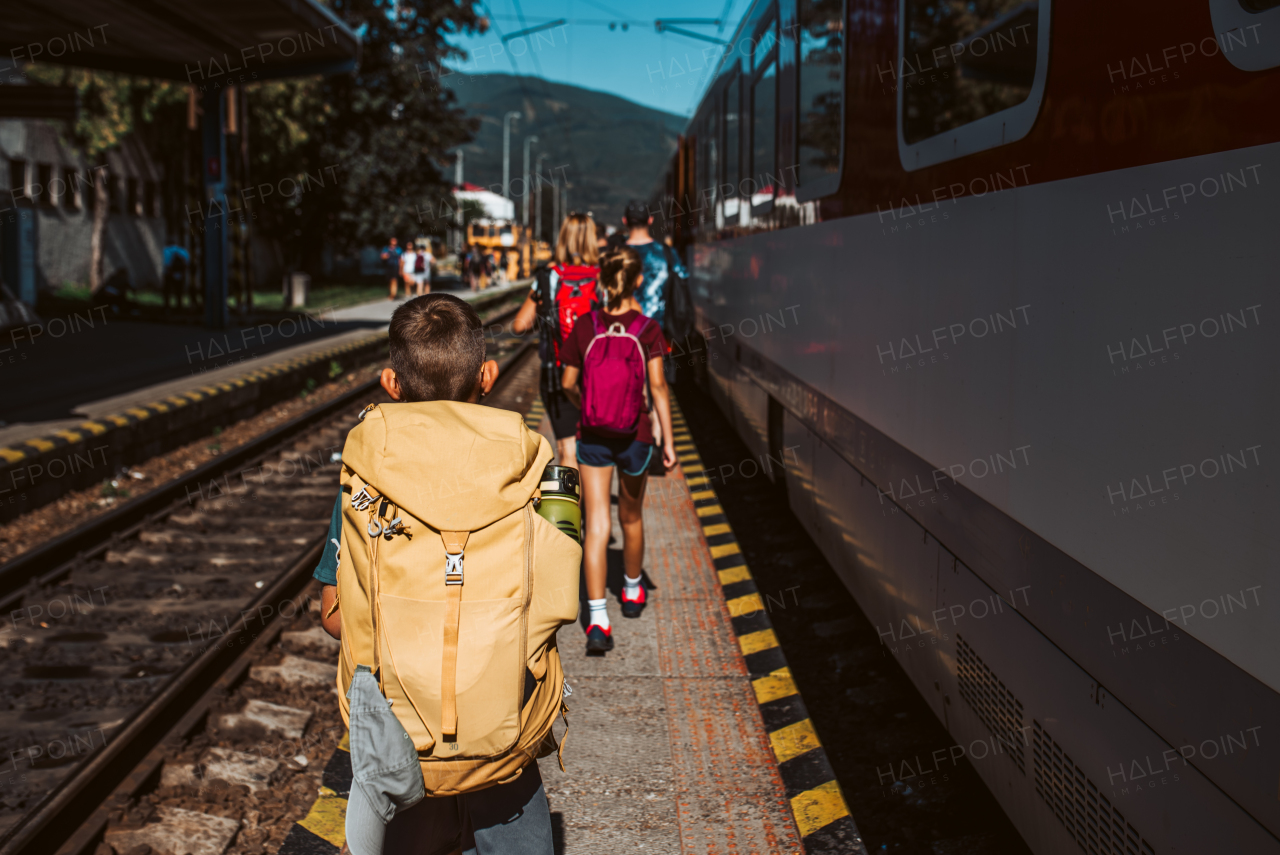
[351,486,376,511]
[445,551,464,585]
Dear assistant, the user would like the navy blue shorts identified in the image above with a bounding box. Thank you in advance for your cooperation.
[577,434,653,476]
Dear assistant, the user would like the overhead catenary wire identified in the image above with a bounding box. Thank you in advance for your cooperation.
[506,0,577,218]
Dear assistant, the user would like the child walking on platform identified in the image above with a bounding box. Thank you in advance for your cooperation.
[559,247,677,654]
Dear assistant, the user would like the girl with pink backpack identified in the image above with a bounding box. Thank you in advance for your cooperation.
[559,246,677,655]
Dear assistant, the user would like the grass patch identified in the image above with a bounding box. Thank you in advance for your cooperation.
[248,284,390,312]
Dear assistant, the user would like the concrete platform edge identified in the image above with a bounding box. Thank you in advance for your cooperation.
[0,332,388,523]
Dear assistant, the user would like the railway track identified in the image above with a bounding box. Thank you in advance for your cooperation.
[0,308,535,855]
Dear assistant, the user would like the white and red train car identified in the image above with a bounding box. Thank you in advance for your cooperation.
[661,0,1280,851]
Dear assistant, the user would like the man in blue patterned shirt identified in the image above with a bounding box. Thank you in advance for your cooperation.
[621,200,687,331]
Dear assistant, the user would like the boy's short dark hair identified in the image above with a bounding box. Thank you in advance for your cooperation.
[623,199,650,226]
[388,294,485,402]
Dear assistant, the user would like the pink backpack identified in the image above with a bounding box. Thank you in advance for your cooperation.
[580,312,652,437]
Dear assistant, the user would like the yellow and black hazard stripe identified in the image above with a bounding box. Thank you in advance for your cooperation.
[524,396,547,431]
[278,732,352,854]
[0,334,386,465]
[670,400,865,854]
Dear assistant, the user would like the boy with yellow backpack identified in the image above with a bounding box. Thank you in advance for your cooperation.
[314,294,581,855]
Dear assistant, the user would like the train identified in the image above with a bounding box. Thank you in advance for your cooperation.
[465,219,552,281]
[661,0,1279,852]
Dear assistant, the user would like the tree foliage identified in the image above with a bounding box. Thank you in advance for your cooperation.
[24,66,186,158]
[249,0,486,270]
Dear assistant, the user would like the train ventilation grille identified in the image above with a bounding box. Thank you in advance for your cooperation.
[1032,720,1156,855]
[955,634,1026,774]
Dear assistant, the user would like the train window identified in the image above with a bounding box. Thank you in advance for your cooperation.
[796,0,845,199]
[703,110,719,217]
[724,75,741,212]
[751,61,778,206]
[1209,0,1280,69]
[897,0,1051,170]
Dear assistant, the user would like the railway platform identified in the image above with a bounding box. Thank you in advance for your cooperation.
[276,403,864,855]
[0,284,526,524]
[0,284,525,447]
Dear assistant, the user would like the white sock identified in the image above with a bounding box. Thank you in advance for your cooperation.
[588,598,610,630]
[623,574,642,596]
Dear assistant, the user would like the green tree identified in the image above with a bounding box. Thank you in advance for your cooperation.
[248,0,485,274]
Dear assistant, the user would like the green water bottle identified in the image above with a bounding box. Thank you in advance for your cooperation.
[535,464,581,544]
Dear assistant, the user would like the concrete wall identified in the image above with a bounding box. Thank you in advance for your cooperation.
[0,119,166,295]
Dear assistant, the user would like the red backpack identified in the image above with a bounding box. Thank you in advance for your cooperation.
[547,264,599,361]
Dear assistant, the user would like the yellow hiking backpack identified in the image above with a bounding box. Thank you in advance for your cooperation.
[332,401,581,795]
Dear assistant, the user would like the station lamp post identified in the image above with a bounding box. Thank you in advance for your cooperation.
[521,135,538,276]
[522,135,538,228]
[501,111,521,200]
[535,152,549,244]
[552,173,559,237]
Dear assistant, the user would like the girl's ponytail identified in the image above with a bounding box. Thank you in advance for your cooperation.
[598,246,643,305]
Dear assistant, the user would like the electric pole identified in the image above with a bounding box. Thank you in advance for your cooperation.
[522,135,538,227]
[501,111,520,201]
[535,152,549,244]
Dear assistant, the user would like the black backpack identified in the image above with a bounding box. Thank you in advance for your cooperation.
[661,244,694,350]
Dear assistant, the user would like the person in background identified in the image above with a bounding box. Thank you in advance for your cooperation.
[558,246,676,655]
[162,244,191,314]
[482,251,496,290]
[512,213,600,470]
[603,222,626,253]
[94,268,133,316]
[621,199,687,331]
[463,245,479,291]
[412,239,434,296]
[381,236,404,300]
[400,243,419,298]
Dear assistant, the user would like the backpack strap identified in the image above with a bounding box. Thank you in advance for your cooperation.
[625,315,651,339]
[440,530,470,737]
[590,310,604,335]
[352,481,386,679]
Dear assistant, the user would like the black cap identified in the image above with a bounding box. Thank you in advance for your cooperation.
[623,199,650,225]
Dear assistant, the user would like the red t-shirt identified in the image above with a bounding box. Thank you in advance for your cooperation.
[560,309,667,445]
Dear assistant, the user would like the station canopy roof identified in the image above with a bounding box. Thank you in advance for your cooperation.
[2,0,361,83]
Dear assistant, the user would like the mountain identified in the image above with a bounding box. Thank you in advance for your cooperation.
[441,72,686,232]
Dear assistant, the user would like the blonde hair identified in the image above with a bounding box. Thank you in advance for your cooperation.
[555,213,599,265]
[598,246,643,306]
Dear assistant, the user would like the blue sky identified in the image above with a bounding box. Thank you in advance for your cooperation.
[443,0,755,117]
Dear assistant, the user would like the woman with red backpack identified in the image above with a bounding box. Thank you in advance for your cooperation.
[513,213,602,468]
[559,246,677,655]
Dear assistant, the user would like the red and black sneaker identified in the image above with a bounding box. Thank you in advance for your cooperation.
[620,582,647,618]
[585,623,614,655]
